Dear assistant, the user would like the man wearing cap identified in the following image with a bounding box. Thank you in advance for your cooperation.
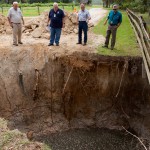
[103,4,122,50]
[7,2,24,46]
[47,2,65,46]
[77,3,91,46]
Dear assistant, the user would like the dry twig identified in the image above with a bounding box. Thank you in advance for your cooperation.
[115,61,128,97]
[76,68,88,96]
[50,67,54,123]
[62,67,74,94]
[122,126,148,150]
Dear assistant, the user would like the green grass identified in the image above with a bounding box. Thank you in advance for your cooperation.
[93,10,141,56]
[0,118,51,150]
[0,5,101,17]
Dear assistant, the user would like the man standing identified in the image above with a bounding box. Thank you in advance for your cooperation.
[77,3,91,46]
[103,4,122,50]
[47,2,65,46]
[7,2,24,46]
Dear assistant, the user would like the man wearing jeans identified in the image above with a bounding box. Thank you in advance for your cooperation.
[7,2,24,46]
[47,2,65,46]
[77,3,91,46]
[103,4,122,50]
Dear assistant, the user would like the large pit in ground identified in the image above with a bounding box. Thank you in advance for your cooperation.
[0,44,149,149]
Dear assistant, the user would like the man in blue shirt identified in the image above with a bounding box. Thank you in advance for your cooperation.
[47,2,65,46]
[77,3,91,46]
[103,4,122,50]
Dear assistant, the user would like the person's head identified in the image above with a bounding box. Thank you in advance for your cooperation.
[80,3,85,11]
[13,1,18,10]
[13,2,18,10]
[53,2,58,11]
[112,4,118,12]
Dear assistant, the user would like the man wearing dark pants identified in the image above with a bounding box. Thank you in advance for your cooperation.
[77,3,91,46]
[47,2,65,46]
[103,4,122,50]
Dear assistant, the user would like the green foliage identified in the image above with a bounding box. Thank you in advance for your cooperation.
[0,118,51,150]
[123,0,148,13]
[0,2,78,7]
[102,0,149,13]
[121,0,148,13]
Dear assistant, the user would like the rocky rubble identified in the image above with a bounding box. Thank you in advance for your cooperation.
[0,14,12,34]
[0,11,94,39]
[24,11,94,39]
[23,11,80,38]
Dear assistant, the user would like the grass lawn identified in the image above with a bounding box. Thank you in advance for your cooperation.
[0,6,70,16]
[0,5,101,17]
[93,10,141,56]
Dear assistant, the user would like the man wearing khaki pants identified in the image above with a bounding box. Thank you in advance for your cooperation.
[7,2,24,46]
[103,4,122,50]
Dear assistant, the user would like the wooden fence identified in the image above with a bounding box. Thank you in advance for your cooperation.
[126,8,150,84]
[0,5,76,16]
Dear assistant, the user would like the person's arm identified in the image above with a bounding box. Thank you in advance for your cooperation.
[115,13,122,28]
[76,13,79,25]
[7,9,13,28]
[87,11,91,20]
[77,15,79,22]
[22,17,24,25]
[47,18,50,26]
[7,17,13,28]
[115,23,120,28]
[104,12,110,25]
[20,10,24,25]
[47,11,51,26]
[62,10,65,28]
[104,18,108,25]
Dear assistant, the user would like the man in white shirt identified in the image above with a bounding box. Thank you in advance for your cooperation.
[77,3,91,46]
[7,2,24,46]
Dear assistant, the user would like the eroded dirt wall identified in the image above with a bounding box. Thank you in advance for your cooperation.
[0,48,149,139]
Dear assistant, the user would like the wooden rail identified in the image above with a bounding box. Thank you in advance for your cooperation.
[126,8,150,84]
[0,5,76,15]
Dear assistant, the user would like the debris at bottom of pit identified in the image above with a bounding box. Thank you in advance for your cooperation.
[35,128,147,150]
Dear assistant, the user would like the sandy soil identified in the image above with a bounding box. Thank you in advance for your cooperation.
[89,8,107,25]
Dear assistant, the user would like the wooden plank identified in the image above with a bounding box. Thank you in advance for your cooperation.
[127,9,150,46]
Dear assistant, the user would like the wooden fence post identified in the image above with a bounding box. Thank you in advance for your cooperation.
[72,5,74,10]
[1,7,3,14]
[37,6,40,15]
[140,16,147,31]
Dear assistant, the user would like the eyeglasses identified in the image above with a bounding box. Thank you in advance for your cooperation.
[113,9,117,10]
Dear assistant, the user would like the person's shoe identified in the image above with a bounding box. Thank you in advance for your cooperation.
[83,43,86,46]
[13,43,18,46]
[110,47,114,50]
[48,43,54,46]
[76,42,82,44]
[102,45,108,48]
[18,42,23,44]
[56,43,59,46]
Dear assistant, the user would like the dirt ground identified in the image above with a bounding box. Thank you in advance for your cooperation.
[0,8,149,150]
[0,8,107,55]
